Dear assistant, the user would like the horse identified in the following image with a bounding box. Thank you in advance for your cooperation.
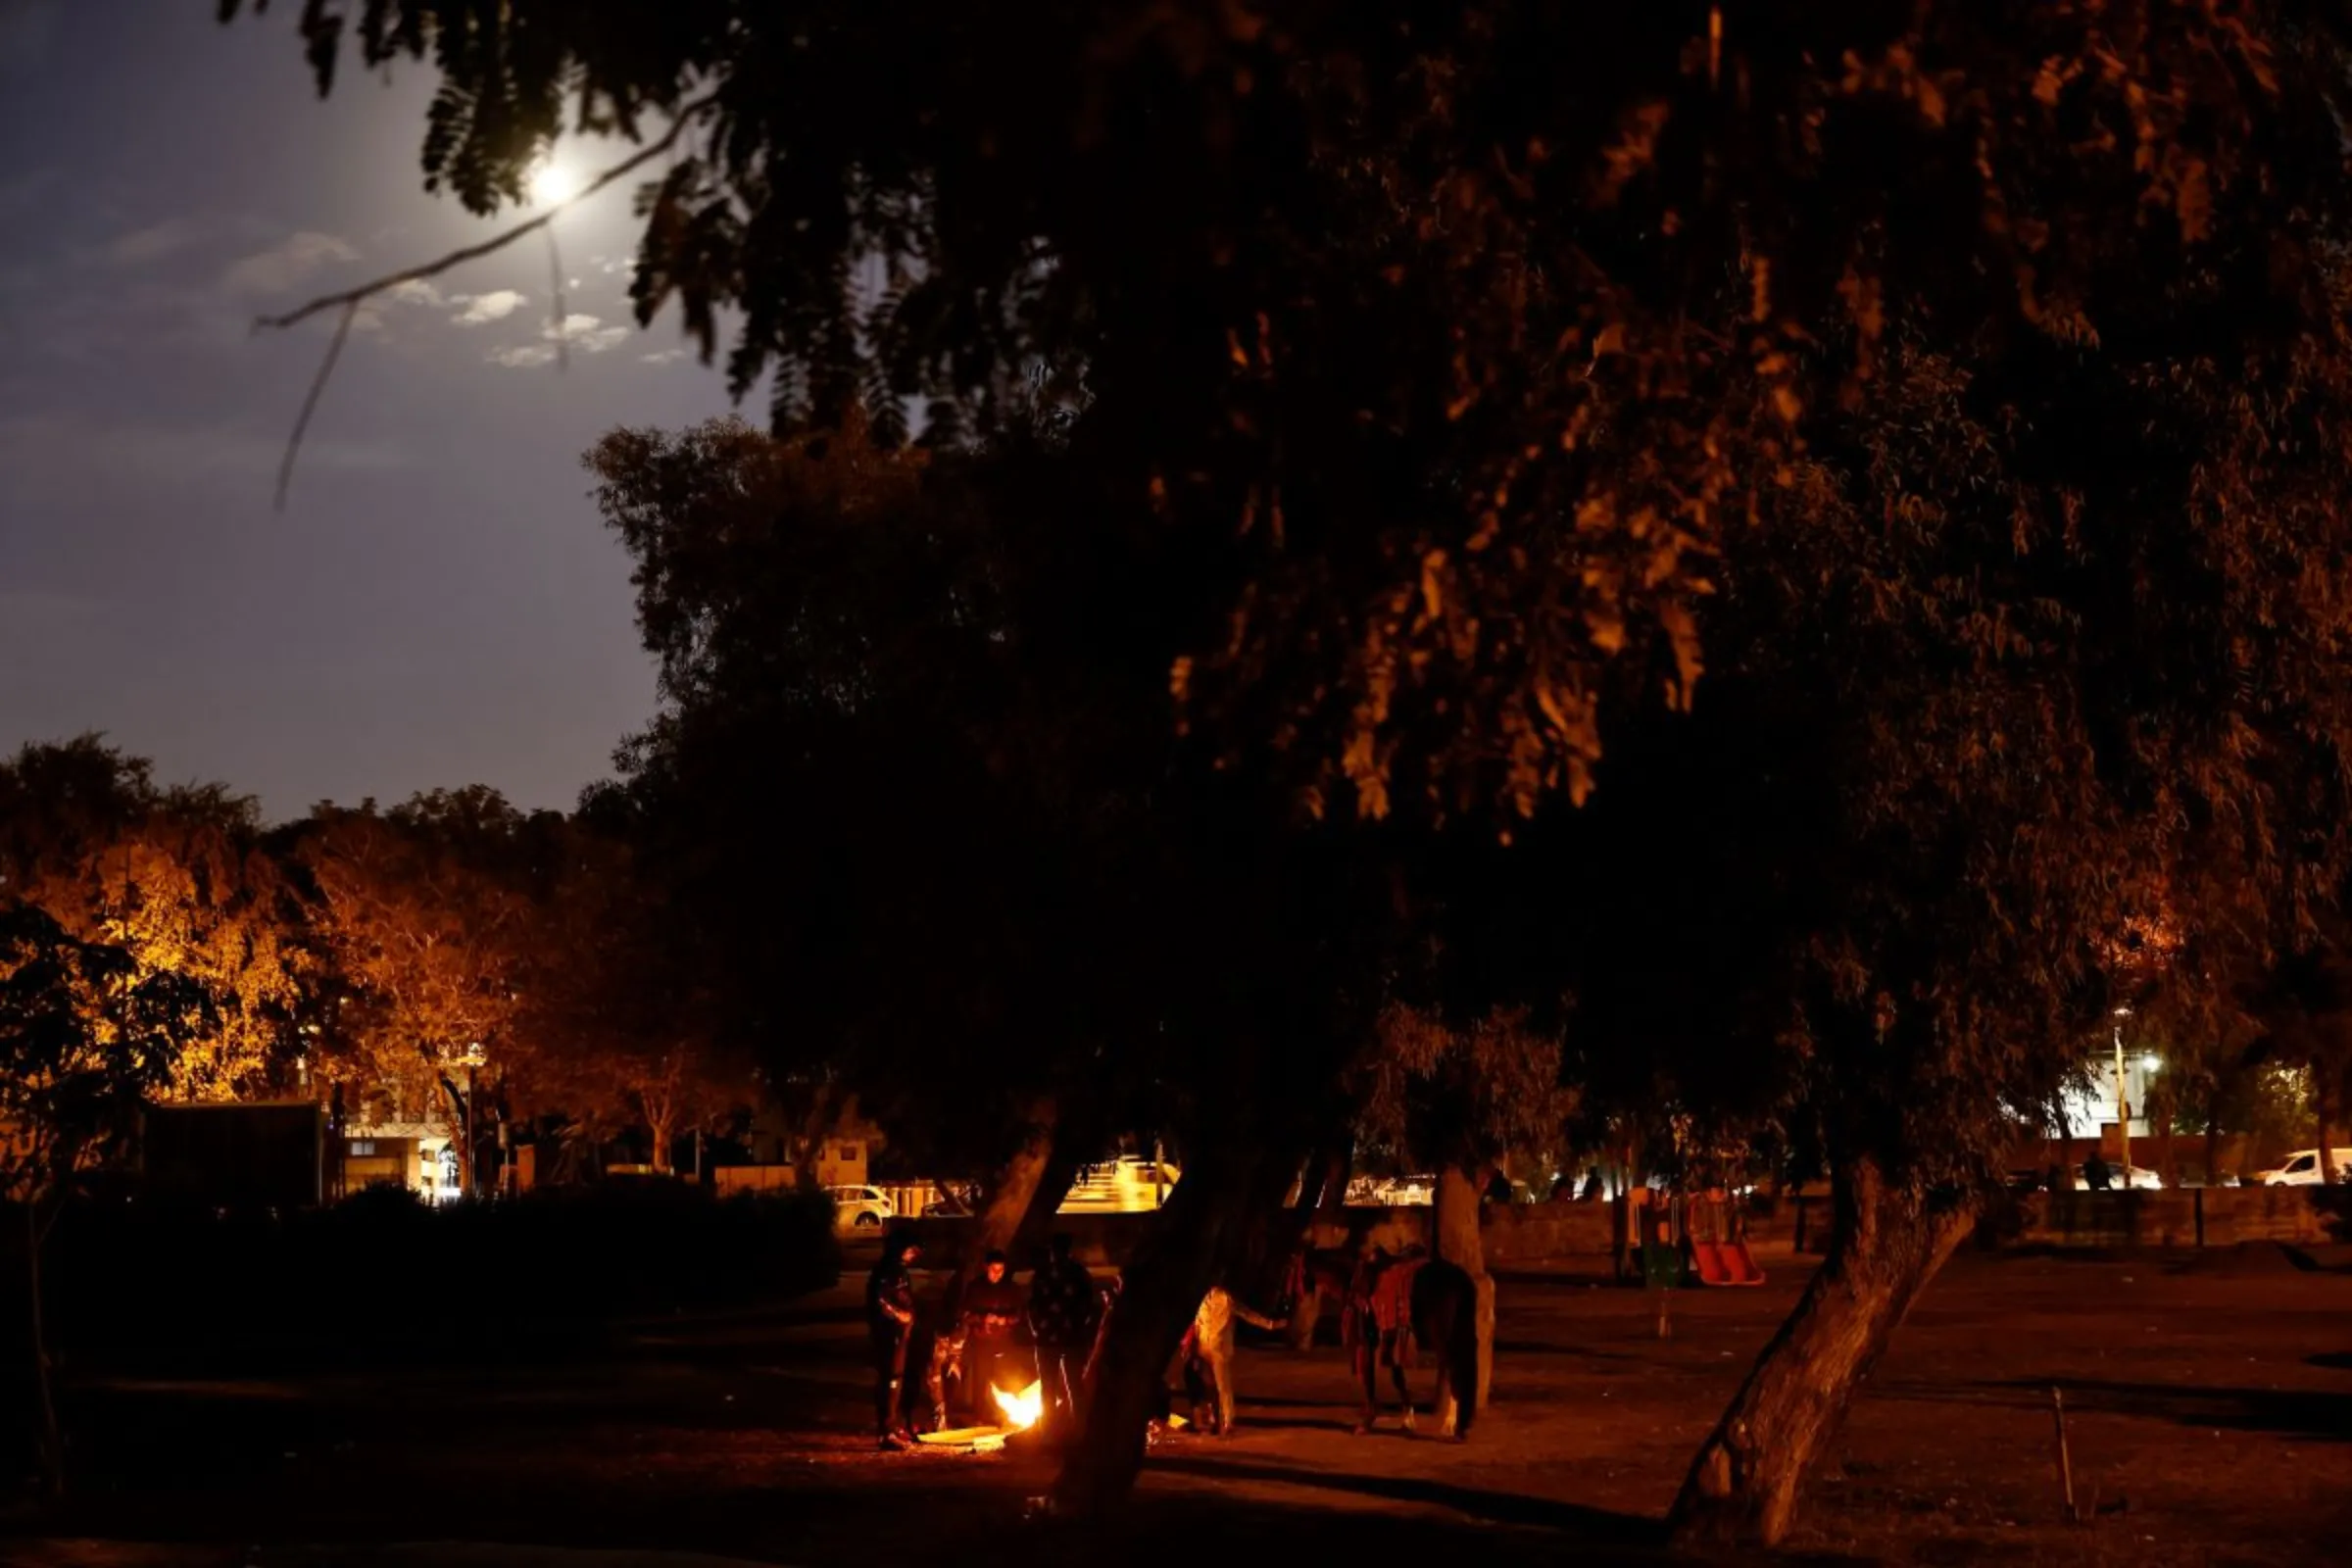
[1276,1245,1356,1349]
[1280,1243,1480,1440]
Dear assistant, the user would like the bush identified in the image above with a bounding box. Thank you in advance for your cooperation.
[0,1182,839,1373]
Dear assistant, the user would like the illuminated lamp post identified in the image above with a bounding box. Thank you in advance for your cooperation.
[2111,1008,2132,1179]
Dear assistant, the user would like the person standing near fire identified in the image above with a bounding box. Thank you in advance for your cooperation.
[1026,1233,1100,1438]
[865,1227,922,1449]
[956,1249,1023,1418]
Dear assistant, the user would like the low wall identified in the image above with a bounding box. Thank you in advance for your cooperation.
[906,1186,2346,1271]
[1999,1185,2345,1249]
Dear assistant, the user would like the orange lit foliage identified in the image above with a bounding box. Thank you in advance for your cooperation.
[0,738,303,1100]
[290,790,542,1125]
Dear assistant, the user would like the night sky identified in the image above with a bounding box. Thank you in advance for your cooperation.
[0,1,744,821]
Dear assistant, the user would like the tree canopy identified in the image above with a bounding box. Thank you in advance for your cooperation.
[232,0,2352,1541]
[0,738,306,1099]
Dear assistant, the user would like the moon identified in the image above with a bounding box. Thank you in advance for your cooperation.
[528,160,581,206]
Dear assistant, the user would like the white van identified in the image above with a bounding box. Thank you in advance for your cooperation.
[2251,1149,2352,1186]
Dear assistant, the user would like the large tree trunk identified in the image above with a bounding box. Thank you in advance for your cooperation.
[1433,1164,1494,1413]
[1051,1137,1297,1516]
[26,1200,64,1503]
[958,1100,1080,1306]
[1670,1156,1976,1548]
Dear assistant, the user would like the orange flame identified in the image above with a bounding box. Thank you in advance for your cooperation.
[992,1380,1043,1431]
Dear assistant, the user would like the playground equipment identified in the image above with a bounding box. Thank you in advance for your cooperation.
[1687,1191,1766,1287]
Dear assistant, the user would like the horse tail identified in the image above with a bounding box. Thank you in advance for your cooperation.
[1446,1268,1481,1438]
[1417,1258,1480,1439]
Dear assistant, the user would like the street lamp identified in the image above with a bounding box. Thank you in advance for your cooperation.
[2111,1009,2132,1177]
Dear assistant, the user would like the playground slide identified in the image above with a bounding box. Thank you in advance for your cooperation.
[1690,1239,1766,1287]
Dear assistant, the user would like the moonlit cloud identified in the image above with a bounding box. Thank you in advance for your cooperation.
[544,314,628,353]
[220,230,358,296]
[641,348,691,366]
[452,288,526,325]
[488,343,560,368]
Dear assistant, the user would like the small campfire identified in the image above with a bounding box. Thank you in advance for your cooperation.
[912,1380,1045,1454]
[992,1379,1044,1432]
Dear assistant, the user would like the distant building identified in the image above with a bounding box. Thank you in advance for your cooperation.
[335,1119,456,1202]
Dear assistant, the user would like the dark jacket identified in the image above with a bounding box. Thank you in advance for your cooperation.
[960,1273,1024,1341]
[1026,1257,1100,1348]
[866,1252,917,1341]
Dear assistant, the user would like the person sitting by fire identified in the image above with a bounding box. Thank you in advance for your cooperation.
[865,1227,922,1450]
[1181,1279,1283,1437]
[1025,1234,1100,1438]
[956,1249,1024,1418]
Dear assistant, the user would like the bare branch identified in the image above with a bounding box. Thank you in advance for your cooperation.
[253,94,717,335]
[273,299,358,514]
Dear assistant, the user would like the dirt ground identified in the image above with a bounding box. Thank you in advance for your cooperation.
[7,1244,2348,1568]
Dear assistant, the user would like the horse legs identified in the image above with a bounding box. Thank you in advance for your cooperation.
[1354,1353,1379,1434]
[1433,1354,1458,1439]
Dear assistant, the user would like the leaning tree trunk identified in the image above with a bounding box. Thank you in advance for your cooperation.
[1052,1137,1298,1516]
[1670,1155,1977,1548]
[1433,1164,1494,1413]
[957,1099,1080,1307]
[25,1200,65,1503]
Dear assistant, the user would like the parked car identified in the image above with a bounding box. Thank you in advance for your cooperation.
[2250,1149,2352,1186]
[827,1184,896,1230]
[2074,1160,2165,1191]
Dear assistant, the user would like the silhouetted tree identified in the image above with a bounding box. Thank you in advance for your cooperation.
[243,2,2352,1539]
[0,904,212,1499]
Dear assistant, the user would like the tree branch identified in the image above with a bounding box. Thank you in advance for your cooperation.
[272,299,357,513]
[257,95,717,508]
[252,94,718,336]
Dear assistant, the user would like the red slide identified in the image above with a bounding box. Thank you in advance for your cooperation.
[1691,1239,1766,1287]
